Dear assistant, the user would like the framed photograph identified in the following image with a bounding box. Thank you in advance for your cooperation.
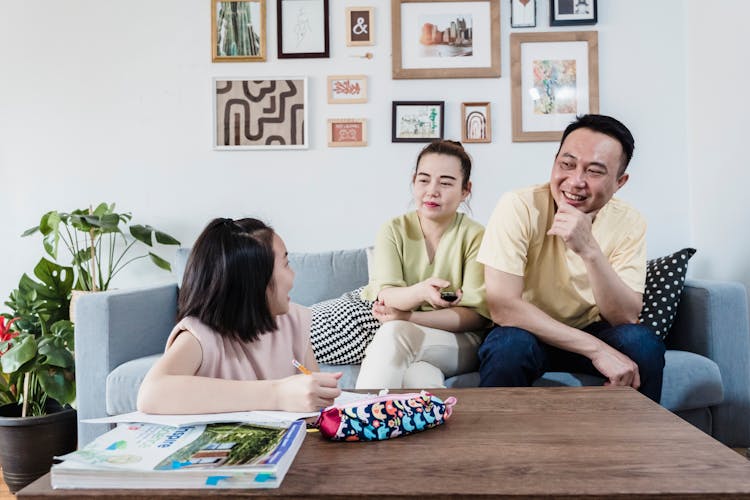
[328,119,367,147]
[549,0,597,26]
[212,0,266,62]
[461,102,491,143]
[327,75,367,104]
[392,101,445,143]
[391,0,501,79]
[510,0,536,28]
[277,0,330,58]
[213,77,308,150]
[346,7,374,46]
[510,31,599,142]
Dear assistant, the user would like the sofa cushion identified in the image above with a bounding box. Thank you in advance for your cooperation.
[106,354,160,415]
[639,248,696,339]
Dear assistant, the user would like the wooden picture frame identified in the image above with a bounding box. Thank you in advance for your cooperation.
[327,75,367,104]
[346,7,374,46]
[391,0,501,79]
[549,0,597,26]
[277,0,330,58]
[510,0,536,28]
[328,119,367,147]
[211,0,266,62]
[461,102,491,143]
[392,101,445,143]
[213,77,308,150]
[510,31,599,142]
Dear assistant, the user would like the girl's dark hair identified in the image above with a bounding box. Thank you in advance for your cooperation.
[177,217,277,342]
[414,139,472,189]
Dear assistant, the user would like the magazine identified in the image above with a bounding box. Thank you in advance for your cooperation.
[51,420,306,489]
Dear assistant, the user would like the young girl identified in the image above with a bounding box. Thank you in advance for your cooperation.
[137,218,342,414]
[355,140,491,389]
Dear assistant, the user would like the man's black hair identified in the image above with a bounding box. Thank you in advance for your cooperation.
[558,114,635,175]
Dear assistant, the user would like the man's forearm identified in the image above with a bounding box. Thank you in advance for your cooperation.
[581,249,642,325]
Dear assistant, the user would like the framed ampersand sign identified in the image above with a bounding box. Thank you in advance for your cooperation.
[346,7,374,46]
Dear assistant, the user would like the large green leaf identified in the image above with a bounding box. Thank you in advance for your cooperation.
[38,367,75,406]
[0,335,37,373]
[130,225,154,246]
[21,225,39,237]
[149,252,171,271]
[17,258,74,327]
[155,230,180,246]
[38,339,74,368]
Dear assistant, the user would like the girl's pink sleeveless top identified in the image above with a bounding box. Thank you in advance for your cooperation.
[165,303,310,380]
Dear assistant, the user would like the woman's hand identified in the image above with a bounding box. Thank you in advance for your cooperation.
[371,300,410,324]
[273,372,342,412]
[418,278,462,309]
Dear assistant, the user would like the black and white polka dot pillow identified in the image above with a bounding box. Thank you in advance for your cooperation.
[638,248,696,339]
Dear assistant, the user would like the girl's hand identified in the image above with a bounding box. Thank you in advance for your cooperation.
[372,300,410,324]
[274,372,342,412]
[420,278,462,309]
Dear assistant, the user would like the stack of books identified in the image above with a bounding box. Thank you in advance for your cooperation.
[51,419,306,489]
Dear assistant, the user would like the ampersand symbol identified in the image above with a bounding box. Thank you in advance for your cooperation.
[352,16,368,35]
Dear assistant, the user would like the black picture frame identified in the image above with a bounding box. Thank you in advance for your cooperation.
[391,101,445,143]
[277,0,330,59]
[510,0,536,29]
[549,0,597,26]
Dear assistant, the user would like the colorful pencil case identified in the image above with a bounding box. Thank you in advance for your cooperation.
[316,391,457,441]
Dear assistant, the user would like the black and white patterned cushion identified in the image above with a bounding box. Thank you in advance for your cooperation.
[638,248,696,339]
[310,286,381,365]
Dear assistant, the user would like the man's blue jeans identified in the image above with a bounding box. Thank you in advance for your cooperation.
[477,322,665,403]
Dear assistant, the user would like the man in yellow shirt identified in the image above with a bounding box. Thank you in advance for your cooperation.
[476,115,665,402]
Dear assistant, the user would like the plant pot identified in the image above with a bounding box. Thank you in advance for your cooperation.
[0,400,77,493]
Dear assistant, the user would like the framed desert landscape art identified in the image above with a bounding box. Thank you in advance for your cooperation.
[461,102,491,143]
[392,101,444,143]
[346,7,374,46]
[277,0,330,58]
[213,77,308,150]
[327,75,367,104]
[391,0,501,79]
[510,31,599,142]
[212,0,266,62]
[328,119,367,147]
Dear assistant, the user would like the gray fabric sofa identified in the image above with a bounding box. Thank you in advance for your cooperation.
[75,248,750,448]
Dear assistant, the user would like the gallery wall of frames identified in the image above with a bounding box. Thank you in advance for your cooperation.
[211,0,599,150]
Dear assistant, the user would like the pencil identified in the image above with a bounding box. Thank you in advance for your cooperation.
[292,358,312,375]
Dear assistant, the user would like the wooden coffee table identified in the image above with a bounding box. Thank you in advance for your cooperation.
[17,387,750,499]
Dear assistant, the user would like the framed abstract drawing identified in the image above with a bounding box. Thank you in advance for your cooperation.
[392,101,444,143]
[213,77,308,150]
[328,119,367,147]
[510,31,599,142]
[391,0,501,79]
[346,7,374,46]
[461,102,491,143]
[212,0,266,62]
[549,0,597,26]
[510,0,536,28]
[277,0,330,58]
[327,75,367,104]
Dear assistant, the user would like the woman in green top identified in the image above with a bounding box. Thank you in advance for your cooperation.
[355,140,491,389]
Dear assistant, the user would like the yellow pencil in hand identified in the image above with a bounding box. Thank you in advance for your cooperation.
[292,358,312,375]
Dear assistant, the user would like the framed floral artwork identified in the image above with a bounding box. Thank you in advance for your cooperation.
[392,101,445,143]
[510,31,599,142]
[327,75,367,104]
[391,0,501,79]
[213,77,308,150]
[212,0,266,62]
[461,102,491,143]
[328,119,367,147]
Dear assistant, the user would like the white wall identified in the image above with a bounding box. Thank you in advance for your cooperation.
[686,1,750,295]
[0,0,693,303]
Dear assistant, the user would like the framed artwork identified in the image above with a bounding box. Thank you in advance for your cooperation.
[510,31,599,142]
[212,0,266,62]
[277,0,330,58]
[328,119,367,147]
[461,102,491,143]
[392,101,445,143]
[213,77,308,150]
[391,0,501,79]
[327,75,367,104]
[346,7,374,46]
[549,0,597,26]
[510,0,536,28]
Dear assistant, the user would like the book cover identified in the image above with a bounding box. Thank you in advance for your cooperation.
[51,420,305,489]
